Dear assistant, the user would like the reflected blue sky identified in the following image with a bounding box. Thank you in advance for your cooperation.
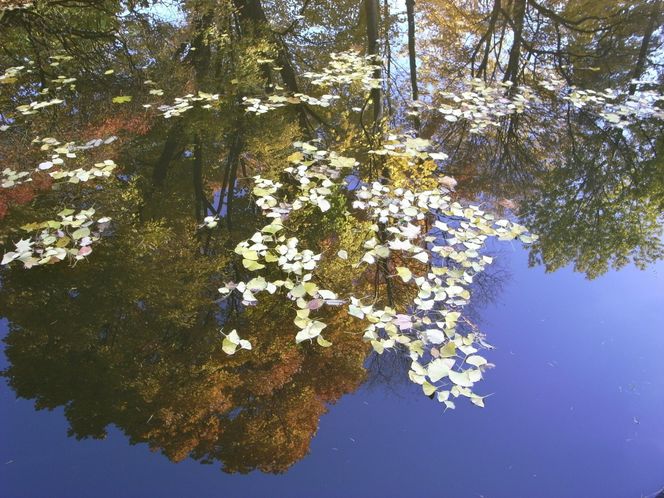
[2,246,663,497]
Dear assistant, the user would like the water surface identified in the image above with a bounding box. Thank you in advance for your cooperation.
[1,0,663,496]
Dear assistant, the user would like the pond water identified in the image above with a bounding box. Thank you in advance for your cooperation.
[2,251,664,497]
[1,0,663,497]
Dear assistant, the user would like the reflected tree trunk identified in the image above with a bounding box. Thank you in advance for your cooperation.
[193,137,215,222]
[365,0,382,127]
[153,124,182,187]
[224,132,243,229]
[474,0,501,79]
[405,0,420,132]
[503,0,526,84]
[234,0,312,134]
[629,0,660,94]
[364,0,393,307]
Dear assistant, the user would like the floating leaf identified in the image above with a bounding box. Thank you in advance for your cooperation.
[466,355,487,367]
[72,227,90,240]
[112,95,133,104]
[295,320,327,343]
[422,381,436,396]
[316,335,333,347]
[396,266,412,282]
[222,329,251,355]
[428,358,454,382]
[242,259,265,271]
[1,252,18,265]
[449,370,473,387]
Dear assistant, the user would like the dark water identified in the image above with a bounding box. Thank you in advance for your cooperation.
[1,0,663,496]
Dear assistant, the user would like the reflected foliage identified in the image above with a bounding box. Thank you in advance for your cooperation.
[0,172,369,473]
[415,0,663,277]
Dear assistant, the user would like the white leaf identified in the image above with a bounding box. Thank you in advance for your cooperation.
[295,320,327,343]
[318,198,331,212]
[396,266,412,282]
[318,289,337,300]
[428,358,454,382]
[424,329,446,344]
[466,355,487,367]
[412,251,428,263]
[2,252,19,265]
[449,370,474,387]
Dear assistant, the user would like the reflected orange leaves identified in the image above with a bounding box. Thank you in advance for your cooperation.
[0,173,53,219]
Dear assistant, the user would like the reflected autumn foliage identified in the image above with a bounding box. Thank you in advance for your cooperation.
[0,70,371,470]
[0,191,370,473]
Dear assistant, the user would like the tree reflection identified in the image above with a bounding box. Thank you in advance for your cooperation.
[0,173,371,472]
[417,0,663,278]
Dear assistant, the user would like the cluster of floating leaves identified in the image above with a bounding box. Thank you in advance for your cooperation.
[221,329,252,355]
[303,51,382,91]
[218,137,537,408]
[34,135,118,153]
[1,136,119,190]
[34,136,119,182]
[219,142,357,346]
[0,1,34,11]
[47,159,117,184]
[1,57,78,117]
[155,91,220,118]
[435,79,536,133]
[428,76,664,134]
[370,134,449,162]
[239,55,663,135]
[1,168,31,188]
[1,208,111,268]
[242,52,379,115]
[349,166,536,408]
[537,74,664,124]
[0,65,24,85]
[244,95,295,114]
[16,97,65,116]
[243,93,340,114]
[563,88,664,127]
[1,136,117,266]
